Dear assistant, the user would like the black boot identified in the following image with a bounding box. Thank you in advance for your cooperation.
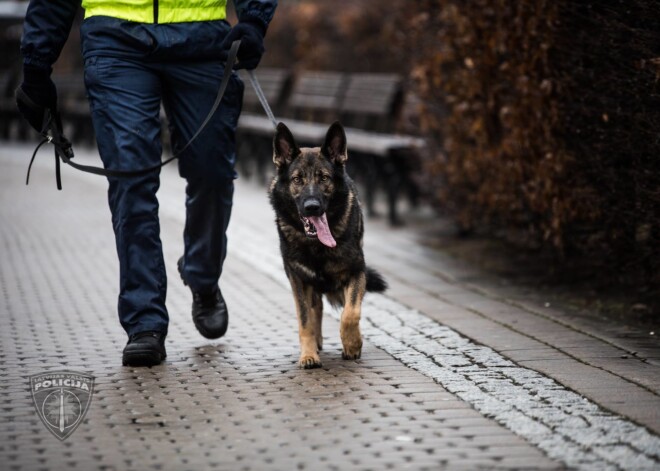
[191,287,229,339]
[122,331,166,367]
[178,257,229,339]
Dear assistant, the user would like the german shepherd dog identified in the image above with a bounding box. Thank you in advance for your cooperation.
[269,121,387,369]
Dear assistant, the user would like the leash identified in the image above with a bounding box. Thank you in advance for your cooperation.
[24,39,242,189]
[246,69,278,130]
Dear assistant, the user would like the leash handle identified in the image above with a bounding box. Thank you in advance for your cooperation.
[246,69,278,130]
[24,108,73,187]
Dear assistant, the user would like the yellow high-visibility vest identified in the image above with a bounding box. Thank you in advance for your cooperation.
[82,0,227,24]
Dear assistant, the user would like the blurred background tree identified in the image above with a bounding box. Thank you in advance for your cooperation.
[261,0,405,72]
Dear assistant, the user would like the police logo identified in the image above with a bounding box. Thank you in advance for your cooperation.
[30,371,95,441]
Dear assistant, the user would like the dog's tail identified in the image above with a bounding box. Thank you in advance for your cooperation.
[366,267,388,293]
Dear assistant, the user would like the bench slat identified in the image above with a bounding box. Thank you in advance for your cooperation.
[288,72,346,111]
[341,73,402,115]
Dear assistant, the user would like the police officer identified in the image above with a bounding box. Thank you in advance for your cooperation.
[17,0,277,366]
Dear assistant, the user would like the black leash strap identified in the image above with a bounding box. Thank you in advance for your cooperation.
[24,39,241,189]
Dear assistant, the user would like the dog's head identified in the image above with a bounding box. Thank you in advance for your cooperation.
[272,121,348,248]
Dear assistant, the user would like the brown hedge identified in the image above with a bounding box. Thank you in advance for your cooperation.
[405,0,660,287]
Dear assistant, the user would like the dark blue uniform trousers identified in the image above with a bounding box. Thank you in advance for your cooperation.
[82,21,243,338]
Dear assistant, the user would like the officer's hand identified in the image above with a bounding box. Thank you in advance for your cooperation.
[220,21,265,70]
[15,64,58,133]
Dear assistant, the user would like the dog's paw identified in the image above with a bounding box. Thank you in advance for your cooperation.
[299,353,322,369]
[341,343,362,361]
[341,327,362,360]
[341,319,362,360]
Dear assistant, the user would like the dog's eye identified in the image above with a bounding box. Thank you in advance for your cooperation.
[292,176,302,184]
[320,175,329,182]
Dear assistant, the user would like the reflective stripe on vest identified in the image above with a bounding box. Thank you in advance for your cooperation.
[82,0,227,24]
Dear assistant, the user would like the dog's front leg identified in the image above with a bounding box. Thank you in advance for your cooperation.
[340,272,366,360]
[288,275,322,369]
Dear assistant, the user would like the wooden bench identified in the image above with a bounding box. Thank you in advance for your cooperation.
[288,71,347,122]
[237,69,425,225]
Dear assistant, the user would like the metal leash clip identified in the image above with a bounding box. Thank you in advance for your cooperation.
[43,109,74,160]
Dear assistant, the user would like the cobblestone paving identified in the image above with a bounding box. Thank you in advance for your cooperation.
[224,183,660,471]
[0,144,659,470]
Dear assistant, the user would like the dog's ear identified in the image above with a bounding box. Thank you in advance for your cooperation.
[273,122,300,168]
[322,121,348,165]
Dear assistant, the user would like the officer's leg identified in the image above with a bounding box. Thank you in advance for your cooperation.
[84,56,169,342]
[161,60,242,339]
[162,62,243,293]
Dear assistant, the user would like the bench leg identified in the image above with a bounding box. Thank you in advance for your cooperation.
[257,136,272,185]
[384,154,404,226]
[365,156,380,218]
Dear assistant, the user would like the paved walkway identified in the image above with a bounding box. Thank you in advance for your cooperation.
[1,142,659,470]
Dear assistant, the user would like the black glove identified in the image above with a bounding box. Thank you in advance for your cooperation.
[16,64,58,133]
[220,20,266,70]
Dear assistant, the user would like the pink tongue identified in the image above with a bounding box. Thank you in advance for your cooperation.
[309,213,336,248]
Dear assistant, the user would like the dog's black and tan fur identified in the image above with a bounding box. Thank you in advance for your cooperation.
[269,121,387,369]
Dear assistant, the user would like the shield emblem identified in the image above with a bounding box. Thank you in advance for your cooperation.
[29,370,95,441]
